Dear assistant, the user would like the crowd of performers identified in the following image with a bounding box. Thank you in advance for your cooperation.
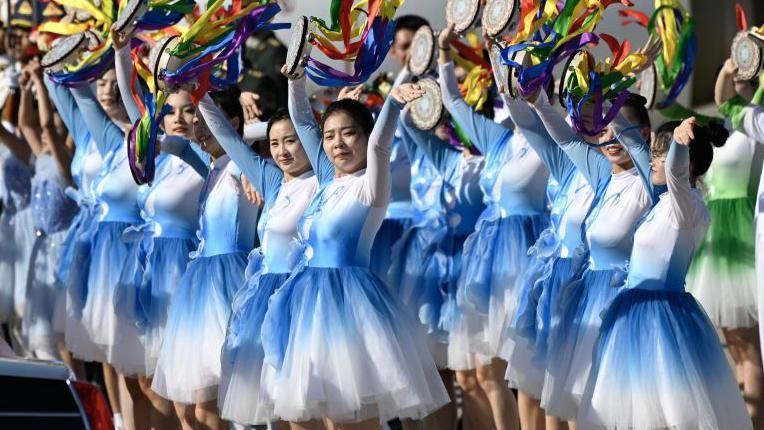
[1,0,764,429]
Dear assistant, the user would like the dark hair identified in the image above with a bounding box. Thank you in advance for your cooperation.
[321,99,374,137]
[266,108,292,140]
[689,120,728,176]
[210,85,244,136]
[653,120,680,156]
[621,93,651,130]
[395,15,430,34]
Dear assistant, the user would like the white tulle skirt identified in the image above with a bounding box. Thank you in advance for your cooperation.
[260,266,450,424]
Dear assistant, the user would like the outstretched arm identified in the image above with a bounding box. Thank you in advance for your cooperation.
[70,85,125,157]
[197,94,282,202]
[287,71,333,183]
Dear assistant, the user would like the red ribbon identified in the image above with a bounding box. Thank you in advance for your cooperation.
[735,3,747,31]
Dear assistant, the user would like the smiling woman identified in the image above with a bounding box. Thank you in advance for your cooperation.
[321,99,375,177]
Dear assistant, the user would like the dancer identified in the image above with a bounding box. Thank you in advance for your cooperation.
[151,85,259,430]
[259,80,449,429]
[17,59,78,360]
[439,23,546,430]
[213,98,317,428]
[578,118,752,429]
[110,29,206,430]
[690,58,764,426]
[529,89,653,423]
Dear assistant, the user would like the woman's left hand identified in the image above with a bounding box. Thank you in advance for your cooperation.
[674,117,696,146]
[390,83,425,105]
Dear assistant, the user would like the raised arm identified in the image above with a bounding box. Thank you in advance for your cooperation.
[438,61,509,154]
[31,69,73,183]
[610,111,652,195]
[287,73,333,183]
[70,85,125,157]
[17,78,43,156]
[530,91,610,187]
[363,94,404,207]
[665,141,697,228]
[502,95,571,181]
[44,76,90,148]
[400,116,461,179]
[160,135,210,179]
[114,43,142,124]
[198,94,282,202]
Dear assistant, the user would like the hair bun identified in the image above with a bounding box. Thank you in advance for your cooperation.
[703,120,729,148]
[627,93,648,107]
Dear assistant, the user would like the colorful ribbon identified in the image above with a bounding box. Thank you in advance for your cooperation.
[302,0,405,86]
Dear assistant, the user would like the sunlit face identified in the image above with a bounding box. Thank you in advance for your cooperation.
[322,111,368,176]
[96,69,125,121]
[193,112,223,158]
[163,91,196,140]
[650,151,667,186]
[390,29,415,67]
[6,27,32,61]
[269,119,310,178]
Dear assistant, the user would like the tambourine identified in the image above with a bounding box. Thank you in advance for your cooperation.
[731,30,763,82]
[507,50,530,99]
[482,0,520,38]
[149,35,189,91]
[410,78,444,131]
[408,25,436,77]
[41,32,93,71]
[558,50,584,106]
[285,16,315,77]
[446,0,481,34]
[488,42,510,95]
[113,0,148,37]
[636,63,658,110]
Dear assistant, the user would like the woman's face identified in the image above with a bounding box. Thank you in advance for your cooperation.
[96,69,124,121]
[269,119,311,177]
[650,151,667,186]
[163,91,196,140]
[193,109,238,159]
[322,110,369,176]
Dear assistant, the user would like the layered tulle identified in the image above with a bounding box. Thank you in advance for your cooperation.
[22,230,68,357]
[388,223,449,335]
[370,217,412,282]
[450,213,549,371]
[61,206,104,362]
[261,266,450,424]
[152,252,247,404]
[687,197,757,328]
[80,221,144,366]
[542,268,625,420]
[219,269,290,425]
[578,288,751,430]
[0,211,17,321]
[10,208,35,320]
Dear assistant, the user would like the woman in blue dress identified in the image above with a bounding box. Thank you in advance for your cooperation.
[111,32,207,430]
[151,86,260,430]
[438,24,550,430]
[17,60,78,360]
[498,92,595,430]
[528,89,654,423]
[578,118,751,429]
[216,69,321,426]
[259,81,449,428]
[0,80,34,349]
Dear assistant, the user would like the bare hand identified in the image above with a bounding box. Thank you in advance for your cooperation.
[240,174,264,206]
[239,92,262,124]
[631,34,662,75]
[673,117,696,146]
[110,27,130,50]
[280,63,304,81]
[338,85,363,101]
[438,23,456,49]
[23,58,42,83]
[390,83,425,105]
[722,58,738,76]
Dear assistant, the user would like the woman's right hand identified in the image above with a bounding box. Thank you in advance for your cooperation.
[110,27,130,50]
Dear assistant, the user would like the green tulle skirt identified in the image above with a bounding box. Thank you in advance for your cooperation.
[687,196,757,328]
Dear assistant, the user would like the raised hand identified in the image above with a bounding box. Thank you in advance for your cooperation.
[240,92,263,124]
[338,85,363,102]
[390,83,425,105]
[673,117,696,146]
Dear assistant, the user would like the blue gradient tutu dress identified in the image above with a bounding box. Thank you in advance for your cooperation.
[211,87,319,425]
[438,63,550,381]
[23,153,78,358]
[260,97,449,424]
[578,140,751,429]
[531,93,653,420]
[500,98,594,396]
[45,77,105,362]
[0,146,33,324]
[397,118,487,370]
[152,105,260,403]
[71,85,144,365]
